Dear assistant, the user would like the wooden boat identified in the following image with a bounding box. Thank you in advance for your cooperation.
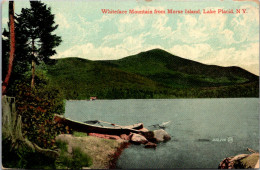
[54,114,144,135]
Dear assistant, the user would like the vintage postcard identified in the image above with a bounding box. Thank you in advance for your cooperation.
[1,0,259,169]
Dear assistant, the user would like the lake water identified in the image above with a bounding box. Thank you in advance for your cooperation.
[65,98,259,168]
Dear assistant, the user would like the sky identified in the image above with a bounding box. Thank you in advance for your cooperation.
[1,0,259,75]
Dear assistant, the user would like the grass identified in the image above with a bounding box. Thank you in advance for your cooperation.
[55,139,92,169]
[240,153,259,168]
[55,134,124,169]
[2,138,56,169]
[73,131,88,137]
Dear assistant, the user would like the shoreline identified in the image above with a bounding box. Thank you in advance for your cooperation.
[109,141,131,169]
[56,134,131,169]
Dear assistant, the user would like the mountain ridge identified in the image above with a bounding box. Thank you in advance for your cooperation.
[46,48,259,99]
[109,48,257,80]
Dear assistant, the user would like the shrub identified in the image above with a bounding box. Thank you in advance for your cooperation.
[71,147,92,169]
[56,140,92,169]
[2,138,56,169]
[15,72,66,149]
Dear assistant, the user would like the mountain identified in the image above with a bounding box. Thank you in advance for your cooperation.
[46,49,259,99]
[108,49,258,88]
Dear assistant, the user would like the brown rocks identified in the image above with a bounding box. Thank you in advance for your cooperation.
[87,133,132,141]
[120,134,130,141]
[139,128,149,132]
[144,142,157,148]
[142,131,157,143]
[218,153,259,169]
[88,133,121,140]
[153,129,171,143]
[130,133,148,144]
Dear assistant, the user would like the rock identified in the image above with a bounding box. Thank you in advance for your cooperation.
[130,133,148,145]
[153,129,171,143]
[230,154,249,162]
[88,133,121,140]
[109,136,119,140]
[139,128,149,132]
[218,153,259,169]
[144,142,157,148]
[255,159,259,168]
[120,134,130,141]
[142,131,157,143]
[218,157,232,169]
[240,153,259,168]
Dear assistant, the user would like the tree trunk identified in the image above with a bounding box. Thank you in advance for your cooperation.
[2,1,15,94]
[31,39,35,89]
[2,95,60,159]
[31,60,36,89]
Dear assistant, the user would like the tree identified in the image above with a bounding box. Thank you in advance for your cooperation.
[2,22,31,96]
[2,29,9,81]
[2,1,15,94]
[16,1,62,88]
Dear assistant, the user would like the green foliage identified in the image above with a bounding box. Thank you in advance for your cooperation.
[2,29,9,80]
[15,72,66,149]
[113,49,258,82]
[70,147,92,169]
[55,140,92,169]
[2,1,62,96]
[2,26,31,97]
[55,140,68,152]
[2,138,56,169]
[73,131,88,137]
[46,49,259,99]
[16,1,61,65]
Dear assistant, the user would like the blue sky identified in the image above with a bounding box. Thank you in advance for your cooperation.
[2,0,259,75]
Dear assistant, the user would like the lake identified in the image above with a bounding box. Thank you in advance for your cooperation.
[65,98,259,168]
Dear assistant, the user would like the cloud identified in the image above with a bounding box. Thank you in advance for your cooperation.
[97,14,115,22]
[51,2,259,75]
[214,43,259,75]
[2,17,8,28]
[170,8,232,45]
[169,43,259,75]
[169,44,214,61]
[52,43,129,60]
[52,34,164,61]
[231,4,259,42]
[171,16,209,44]
[214,43,259,65]
[52,43,126,60]
[55,13,70,29]
[151,15,174,39]
[169,4,258,47]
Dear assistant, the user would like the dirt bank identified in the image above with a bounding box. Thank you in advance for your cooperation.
[56,134,129,169]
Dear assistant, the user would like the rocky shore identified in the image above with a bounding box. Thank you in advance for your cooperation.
[218,149,259,169]
[56,128,171,169]
[88,128,171,148]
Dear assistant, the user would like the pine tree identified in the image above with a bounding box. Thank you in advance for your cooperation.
[16,1,62,88]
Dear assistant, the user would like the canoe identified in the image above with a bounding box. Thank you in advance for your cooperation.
[54,114,144,135]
